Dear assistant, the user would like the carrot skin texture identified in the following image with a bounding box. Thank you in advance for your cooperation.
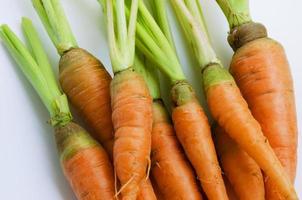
[59,48,114,157]
[231,38,297,200]
[223,177,238,200]
[213,125,265,200]
[55,122,115,200]
[137,179,157,200]
[151,100,203,200]
[150,177,165,200]
[204,66,297,199]
[111,68,152,200]
[171,82,228,200]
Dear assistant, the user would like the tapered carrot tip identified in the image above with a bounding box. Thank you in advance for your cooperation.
[111,68,152,200]
[55,122,115,200]
[59,48,114,158]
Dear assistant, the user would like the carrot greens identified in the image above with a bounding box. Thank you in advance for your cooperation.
[128,0,186,83]
[32,0,78,55]
[216,0,251,29]
[105,0,139,73]
[0,18,71,126]
[134,53,160,100]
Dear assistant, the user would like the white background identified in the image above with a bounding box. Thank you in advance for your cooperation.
[0,0,301,199]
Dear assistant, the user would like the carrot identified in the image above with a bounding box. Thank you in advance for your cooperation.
[0,19,115,200]
[137,179,157,200]
[213,125,265,200]
[134,53,203,199]
[130,1,227,199]
[171,0,298,199]
[55,122,115,200]
[110,69,152,200]
[152,100,203,200]
[223,176,238,200]
[215,1,298,198]
[32,0,114,157]
[150,177,165,200]
[103,1,153,199]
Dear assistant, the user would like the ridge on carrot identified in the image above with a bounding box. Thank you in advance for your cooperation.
[170,0,298,199]
[0,18,115,200]
[134,50,203,199]
[32,0,114,157]
[103,1,153,199]
[215,1,298,199]
[130,1,228,199]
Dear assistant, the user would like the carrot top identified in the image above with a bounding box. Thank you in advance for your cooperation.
[32,0,78,55]
[127,0,185,84]
[215,0,252,29]
[134,52,161,100]
[0,18,72,127]
[100,0,139,73]
[170,0,220,69]
[170,0,234,87]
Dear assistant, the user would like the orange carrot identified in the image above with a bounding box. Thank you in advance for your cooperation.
[111,69,152,200]
[213,125,265,200]
[56,122,115,200]
[151,100,203,200]
[137,179,157,200]
[133,52,203,199]
[171,0,297,198]
[231,38,297,200]
[223,176,238,200]
[150,177,165,200]
[104,0,153,199]
[204,66,296,199]
[59,48,114,156]
[0,20,115,200]
[171,88,226,200]
[32,0,114,157]
[132,2,228,199]
[215,0,298,198]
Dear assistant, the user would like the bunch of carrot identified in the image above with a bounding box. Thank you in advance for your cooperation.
[0,0,298,199]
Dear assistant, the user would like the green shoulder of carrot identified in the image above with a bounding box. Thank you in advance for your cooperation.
[0,18,72,127]
[32,0,78,55]
[170,0,298,199]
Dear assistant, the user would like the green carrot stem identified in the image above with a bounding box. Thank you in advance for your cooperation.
[105,0,139,73]
[32,0,78,55]
[134,52,161,100]
[150,0,174,48]
[170,0,220,70]
[0,18,72,127]
[22,18,60,98]
[124,1,185,83]
[215,0,252,29]
[184,0,210,39]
